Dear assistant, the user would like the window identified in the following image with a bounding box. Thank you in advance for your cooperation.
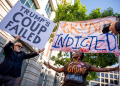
[105,79,108,83]
[20,0,37,10]
[97,73,100,76]
[97,78,100,82]
[91,82,99,86]
[101,78,104,82]
[114,71,117,74]
[110,80,113,84]
[110,71,113,73]
[114,80,118,85]
[110,74,113,78]
[25,2,30,8]
[101,84,104,86]
[114,75,117,79]
[45,0,52,18]
[20,0,26,4]
[105,74,108,78]
[101,73,104,77]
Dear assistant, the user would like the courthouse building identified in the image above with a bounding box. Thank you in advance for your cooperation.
[0,0,74,86]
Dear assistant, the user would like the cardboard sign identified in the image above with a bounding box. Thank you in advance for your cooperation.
[0,1,55,49]
[51,16,119,57]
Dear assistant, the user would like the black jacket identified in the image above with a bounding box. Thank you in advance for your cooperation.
[0,41,38,77]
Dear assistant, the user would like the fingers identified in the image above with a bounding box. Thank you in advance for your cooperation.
[40,48,45,52]
[42,48,45,51]
[46,62,50,68]
[16,35,21,39]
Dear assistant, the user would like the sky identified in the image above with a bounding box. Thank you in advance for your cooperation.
[79,0,120,67]
[80,0,120,15]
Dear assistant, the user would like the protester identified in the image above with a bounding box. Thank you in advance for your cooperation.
[0,35,45,86]
[46,50,119,86]
[102,21,120,35]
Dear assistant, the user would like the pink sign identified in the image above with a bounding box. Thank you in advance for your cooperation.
[51,16,119,57]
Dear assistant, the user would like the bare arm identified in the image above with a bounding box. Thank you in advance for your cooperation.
[89,65,119,72]
[46,62,65,73]
[11,35,21,44]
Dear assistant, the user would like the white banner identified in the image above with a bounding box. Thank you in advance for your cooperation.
[0,1,55,49]
[51,16,119,57]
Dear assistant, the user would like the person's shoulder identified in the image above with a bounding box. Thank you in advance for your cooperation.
[82,62,91,66]
[64,61,72,67]
[20,51,26,54]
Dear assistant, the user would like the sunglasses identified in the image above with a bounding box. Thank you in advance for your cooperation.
[15,45,23,48]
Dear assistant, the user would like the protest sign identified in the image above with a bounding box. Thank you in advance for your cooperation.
[51,16,119,57]
[0,1,55,49]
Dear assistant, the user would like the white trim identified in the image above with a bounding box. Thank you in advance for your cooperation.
[6,0,13,8]
[33,0,40,9]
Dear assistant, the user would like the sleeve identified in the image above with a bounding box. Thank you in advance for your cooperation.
[64,61,71,75]
[4,41,14,55]
[64,62,71,69]
[85,62,91,71]
[24,52,38,59]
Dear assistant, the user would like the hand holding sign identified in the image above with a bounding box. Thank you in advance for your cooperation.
[15,35,21,40]
[37,48,45,54]
[11,35,21,44]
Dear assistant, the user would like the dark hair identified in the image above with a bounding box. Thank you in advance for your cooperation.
[115,21,120,33]
[80,51,84,60]
[102,23,111,34]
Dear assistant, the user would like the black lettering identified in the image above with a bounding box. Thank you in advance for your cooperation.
[37,25,47,35]
[18,27,24,35]
[39,18,45,22]
[5,21,14,28]
[22,29,28,38]
[34,15,41,21]
[20,6,26,11]
[33,35,41,43]
[21,17,31,27]
[30,21,40,31]
[24,9,30,15]
[29,12,35,17]
[27,32,35,41]
[9,25,19,34]
[13,12,24,23]
[45,22,50,27]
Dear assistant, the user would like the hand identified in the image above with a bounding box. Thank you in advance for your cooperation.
[46,62,52,68]
[37,48,45,54]
[40,48,45,52]
[15,35,21,40]
[11,35,21,43]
